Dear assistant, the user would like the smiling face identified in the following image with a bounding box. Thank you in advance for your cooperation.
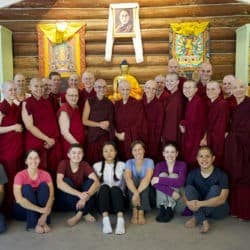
[25,150,40,170]
[2,81,17,102]
[166,73,179,93]
[222,75,235,96]
[132,143,145,161]
[67,146,84,164]
[118,80,131,102]
[144,80,157,101]
[94,79,107,99]
[155,75,166,93]
[66,87,79,107]
[197,148,215,170]
[163,144,178,164]
[103,144,117,163]
[206,81,221,102]
[68,74,79,88]
[232,79,247,101]
[42,78,52,98]
[82,71,95,91]
[50,74,61,94]
[183,80,198,100]
[29,78,44,99]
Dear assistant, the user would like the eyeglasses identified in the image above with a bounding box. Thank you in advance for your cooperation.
[95,86,107,90]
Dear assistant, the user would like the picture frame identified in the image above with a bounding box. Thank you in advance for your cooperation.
[37,24,86,78]
[111,4,138,38]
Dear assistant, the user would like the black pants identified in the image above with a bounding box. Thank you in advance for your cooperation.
[98,184,125,214]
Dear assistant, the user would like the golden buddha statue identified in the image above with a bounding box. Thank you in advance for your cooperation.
[109,60,143,102]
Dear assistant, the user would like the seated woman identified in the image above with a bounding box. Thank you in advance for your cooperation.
[56,144,99,227]
[124,140,154,225]
[151,143,187,222]
[93,141,126,234]
[184,146,229,233]
[13,150,54,234]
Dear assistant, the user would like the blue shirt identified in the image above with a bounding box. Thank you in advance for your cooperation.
[125,158,154,179]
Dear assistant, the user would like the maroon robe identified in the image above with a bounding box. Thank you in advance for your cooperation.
[115,97,148,161]
[178,76,187,92]
[48,92,61,114]
[0,100,23,209]
[58,102,85,158]
[157,89,169,106]
[180,94,207,168]
[24,96,62,177]
[78,88,96,113]
[143,96,164,162]
[224,95,237,113]
[206,96,229,167]
[85,96,114,164]
[162,90,184,148]
[224,97,250,220]
[197,81,207,99]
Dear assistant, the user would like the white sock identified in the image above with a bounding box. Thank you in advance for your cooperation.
[102,216,112,234]
[115,217,125,235]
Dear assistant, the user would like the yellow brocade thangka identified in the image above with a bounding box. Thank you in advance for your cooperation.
[170,22,209,37]
[37,23,84,44]
[109,74,143,102]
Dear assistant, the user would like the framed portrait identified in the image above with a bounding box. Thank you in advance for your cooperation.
[111,4,138,38]
[37,23,86,78]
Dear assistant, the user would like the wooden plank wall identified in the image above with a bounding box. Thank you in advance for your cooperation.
[0,0,250,85]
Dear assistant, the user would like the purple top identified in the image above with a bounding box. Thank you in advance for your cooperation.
[152,160,187,196]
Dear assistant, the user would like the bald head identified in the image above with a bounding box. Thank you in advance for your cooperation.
[144,80,157,102]
[183,80,198,100]
[1,81,17,101]
[68,73,79,88]
[206,81,221,102]
[168,59,180,74]
[82,71,95,91]
[14,73,26,93]
[222,74,236,96]
[199,62,213,83]
[118,80,131,102]
[232,79,247,101]
[29,78,44,99]
[42,78,52,98]
[65,87,79,107]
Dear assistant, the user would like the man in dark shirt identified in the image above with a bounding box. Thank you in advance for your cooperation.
[56,144,99,226]
[184,146,229,233]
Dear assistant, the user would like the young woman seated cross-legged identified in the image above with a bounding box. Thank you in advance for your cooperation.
[56,144,99,227]
[13,150,54,234]
[93,141,126,234]
[124,140,154,225]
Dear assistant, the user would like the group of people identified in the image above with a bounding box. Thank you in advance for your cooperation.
[0,58,249,235]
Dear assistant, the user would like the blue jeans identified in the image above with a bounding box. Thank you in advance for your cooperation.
[0,212,7,233]
[13,182,50,229]
[185,185,229,224]
[55,178,95,214]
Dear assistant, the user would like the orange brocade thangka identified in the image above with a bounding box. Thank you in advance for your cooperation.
[37,23,86,78]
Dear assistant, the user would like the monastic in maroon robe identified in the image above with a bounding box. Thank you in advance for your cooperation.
[24,96,62,177]
[58,102,85,158]
[78,88,96,113]
[85,96,114,164]
[197,80,207,99]
[157,89,169,106]
[206,96,229,167]
[180,94,207,168]
[178,76,187,92]
[143,96,164,162]
[0,100,23,209]
[224,97,250,220]
[224,95,237,112]
[48,92,61,114]
[115,97,148,161]
[162,90,184,148]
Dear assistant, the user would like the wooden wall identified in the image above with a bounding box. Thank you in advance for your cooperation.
[0,0,250,85]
